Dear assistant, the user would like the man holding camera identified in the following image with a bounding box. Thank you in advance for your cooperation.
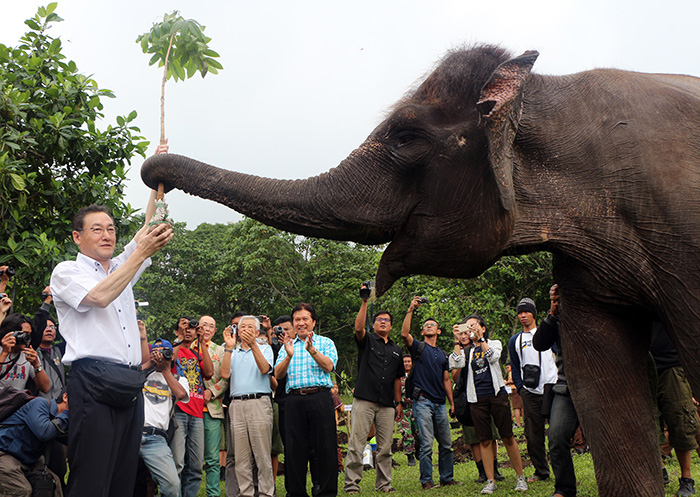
[508,297,557,482]
[140,338,190,497]
[401,297,459,490]
[274,302,338,497]
[344,283,403,494]
[171,317,214,497]
[0,313,50,393]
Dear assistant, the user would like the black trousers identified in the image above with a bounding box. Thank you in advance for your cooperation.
[521,389,550,479]
[284,390,338,497]
[66,364,144,497]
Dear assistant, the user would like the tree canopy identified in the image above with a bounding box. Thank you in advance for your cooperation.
[0,4,149,312]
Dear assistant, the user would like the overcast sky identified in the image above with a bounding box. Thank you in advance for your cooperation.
[2,0,700,228]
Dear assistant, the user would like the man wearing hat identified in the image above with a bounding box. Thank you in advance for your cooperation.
[508,297,558,482]
[140,338,190,497]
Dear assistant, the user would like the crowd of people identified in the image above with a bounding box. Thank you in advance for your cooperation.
[0,194,699,497]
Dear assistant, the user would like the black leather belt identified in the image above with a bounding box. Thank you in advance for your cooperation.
[73,358,141,371]
[143,426,168,439]
[231,392,271,400]
[288,386,329,395]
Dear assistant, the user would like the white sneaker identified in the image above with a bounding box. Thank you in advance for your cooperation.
[481,479,497,494]
[514,475,528,492]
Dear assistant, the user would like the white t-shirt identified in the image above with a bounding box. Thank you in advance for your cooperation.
[517,328,558,395]
[142,371,190,431]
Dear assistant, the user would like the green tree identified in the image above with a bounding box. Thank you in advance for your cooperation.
[136,11,222,146]
[0,4,148,312]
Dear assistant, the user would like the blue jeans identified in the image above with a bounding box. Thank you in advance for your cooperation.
[413,396,454,484]
[140,433,180,497]
[548,392,579,497]
[171,408,204,497]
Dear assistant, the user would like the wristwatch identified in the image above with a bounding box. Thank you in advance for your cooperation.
[35,364,43,373]
[478,337,486,343]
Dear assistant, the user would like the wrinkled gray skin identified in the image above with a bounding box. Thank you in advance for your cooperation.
[142,45,700,496]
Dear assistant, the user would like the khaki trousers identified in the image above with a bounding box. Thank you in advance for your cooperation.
[343,398,395,491]
[230,397,274,497]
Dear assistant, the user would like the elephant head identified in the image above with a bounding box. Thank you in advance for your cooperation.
[142,45,538,295]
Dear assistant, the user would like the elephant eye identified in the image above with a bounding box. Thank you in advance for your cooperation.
[389,130,434,164]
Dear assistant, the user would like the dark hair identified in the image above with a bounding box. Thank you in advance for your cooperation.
[465,313,489,339]
[423,317,439,328]
[403,353,412,359]
[373,310,393,325]
[0,313,33,339]
[291,302,317,322]
[72,204,113,231]
[55,387,68,404]
[230,311,247,321]
[274,315,292,326]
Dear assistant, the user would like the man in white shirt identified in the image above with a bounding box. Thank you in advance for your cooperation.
[507,297,558,482]
[141,338,190,497]
[50,198,173,497]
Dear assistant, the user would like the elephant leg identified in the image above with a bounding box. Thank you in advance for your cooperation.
[559,299,662,496]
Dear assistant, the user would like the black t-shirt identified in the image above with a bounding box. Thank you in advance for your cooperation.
[353,332,403,407]
[472,345,495,399]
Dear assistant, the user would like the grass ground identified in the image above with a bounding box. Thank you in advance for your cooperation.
[199,423,700,496]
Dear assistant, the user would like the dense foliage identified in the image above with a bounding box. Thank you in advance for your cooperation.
[0,4,148,311]
[135,218,554,383]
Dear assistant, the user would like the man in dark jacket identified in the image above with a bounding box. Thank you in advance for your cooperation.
[0,390,69,496]
[532,285,580,497]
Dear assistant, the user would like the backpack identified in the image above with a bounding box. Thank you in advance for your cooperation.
[0,385,34,423]
[452,361,473,426]
[404,341,425,401]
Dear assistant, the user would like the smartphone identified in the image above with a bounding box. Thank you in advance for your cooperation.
[456,323,470,333]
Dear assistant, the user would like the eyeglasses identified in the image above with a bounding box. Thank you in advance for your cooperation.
[423,323,437,328]
[78,226,116,236]
[375,317,391,323]
[45,325,56,330]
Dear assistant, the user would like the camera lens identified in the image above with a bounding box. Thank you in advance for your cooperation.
[161,348,173,361]
[188,319,199,328]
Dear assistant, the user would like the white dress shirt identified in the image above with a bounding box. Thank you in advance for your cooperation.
[50,240,151,367]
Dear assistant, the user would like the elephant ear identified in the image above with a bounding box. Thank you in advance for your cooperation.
[477,50,539,211]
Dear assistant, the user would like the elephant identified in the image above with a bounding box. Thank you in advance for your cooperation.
[142,44,700,496]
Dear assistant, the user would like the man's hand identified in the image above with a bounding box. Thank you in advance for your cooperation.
[408,296,424,313]
[23,346,40,368]
[1,333,15,354]
[549,284,560,316]
[137,319,148,340]
[42,286,52,305]
[305,331,315,353]
[449,404,456,418]
[155,139,169,155]
[282,334,294,358]
[223,326,237,349]
[151,350,172,372]
[0,294,12,315]
[136,222,173,258]
[239,327,256,347]
[394,403,403,422]
[260,315,271,330]
[0,266,10,285]
[204,389,213,403]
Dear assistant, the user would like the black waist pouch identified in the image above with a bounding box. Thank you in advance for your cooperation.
[521,364,541,389]
[74,360,146,408]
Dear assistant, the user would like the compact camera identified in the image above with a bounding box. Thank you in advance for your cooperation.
[160,348,173,361]
[188,319,199,328]
[416,297,428,304]
[271,325,285,345]
[359,281,374,300]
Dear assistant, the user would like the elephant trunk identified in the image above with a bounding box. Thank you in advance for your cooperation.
[141,149,402,245]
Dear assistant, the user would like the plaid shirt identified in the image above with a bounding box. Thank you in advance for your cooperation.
[275,334,338,392]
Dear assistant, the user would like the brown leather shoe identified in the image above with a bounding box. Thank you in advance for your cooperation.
[440,480,463,487]
[422,481,436,490]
